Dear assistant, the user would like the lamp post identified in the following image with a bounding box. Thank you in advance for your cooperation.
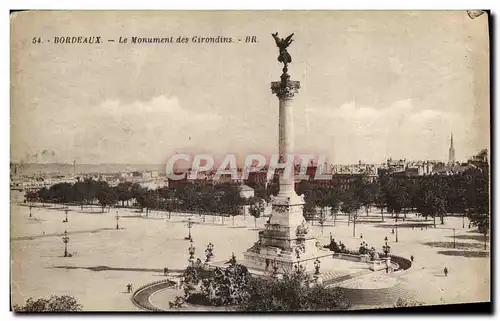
[314,258,321,275]
[116,211,120,230]
[395,221,399,243]
[352,212,357,237]
[453,228,456,248]
[62,230,70,257]
[360,241,368,254]
[185,218,193,241]
[64,208,68,223]
[29,204,32,218]
[319,209,325,235]
[188,240,195,264]
[382,236,391,257]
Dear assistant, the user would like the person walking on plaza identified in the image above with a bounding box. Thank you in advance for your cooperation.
[444,267,448,277]
[411,255,414,263]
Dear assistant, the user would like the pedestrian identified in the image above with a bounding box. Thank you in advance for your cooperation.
[411,255,414,262]
[360,233,363,239]
[126,284,131,293]
[391,228,395,234]
[385,266,389,273]
[444,267,448,277]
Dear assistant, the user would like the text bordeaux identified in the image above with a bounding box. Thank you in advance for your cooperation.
[53,36,102,44]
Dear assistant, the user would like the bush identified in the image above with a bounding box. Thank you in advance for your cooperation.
[237,270,351,311]
[174,263,251,307]
[394,298,423,308]
[172,263,351,312]
[13,295,82,312]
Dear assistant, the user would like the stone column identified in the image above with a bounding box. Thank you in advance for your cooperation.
[271,73,300,197]
[269,73,305,229]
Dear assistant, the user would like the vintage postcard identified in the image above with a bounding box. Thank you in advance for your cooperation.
[10,10,490,312]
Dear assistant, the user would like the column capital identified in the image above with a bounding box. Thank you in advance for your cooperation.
[271,79,300,100]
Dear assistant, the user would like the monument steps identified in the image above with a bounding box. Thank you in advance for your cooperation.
[337,281,417,306]
[324,270,371,286]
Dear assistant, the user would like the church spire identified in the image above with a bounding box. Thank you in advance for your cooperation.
[448,133,455,163]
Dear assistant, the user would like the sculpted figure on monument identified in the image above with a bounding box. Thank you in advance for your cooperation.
[296,221,309,236]
[272,32,294,67]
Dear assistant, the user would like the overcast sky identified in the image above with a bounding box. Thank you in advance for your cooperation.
[11,11,490,165]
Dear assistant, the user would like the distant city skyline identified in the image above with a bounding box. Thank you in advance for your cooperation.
[11,11,490,165]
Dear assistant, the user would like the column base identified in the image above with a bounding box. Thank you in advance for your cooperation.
[242,190,332,274]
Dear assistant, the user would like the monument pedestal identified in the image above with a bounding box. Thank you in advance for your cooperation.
[243,191,332,274]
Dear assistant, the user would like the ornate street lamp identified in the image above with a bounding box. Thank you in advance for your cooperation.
[116,211,120,230]
[188,240,196,264]
[452,228,456,248]
[293,263,305,274]
[29,203,32,218]
[360,241,369,254]
[382,236,391,257]
[185,218,194,241]
[395,221,399,243]
[62,230,70,257]
[314,258,321,275]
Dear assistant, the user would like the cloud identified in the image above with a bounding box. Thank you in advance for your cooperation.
[18,95,222,164]
[296,99,470,164]
[14,95,473,166]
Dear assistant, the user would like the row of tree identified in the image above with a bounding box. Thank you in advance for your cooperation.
[25,180,246,223]
[282,166,488,233]
[24,166,489,233]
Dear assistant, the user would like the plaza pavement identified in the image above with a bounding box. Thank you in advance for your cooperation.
[10,201,490,311]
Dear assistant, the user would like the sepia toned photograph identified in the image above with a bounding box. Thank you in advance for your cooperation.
[10,10,490,312]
